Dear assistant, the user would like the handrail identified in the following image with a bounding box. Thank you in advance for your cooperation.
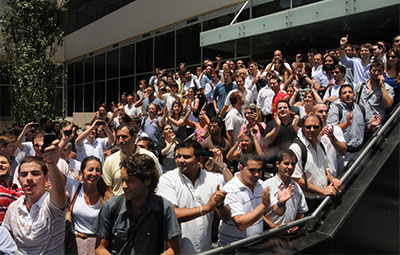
[230,0,249,25]
[199,103,400,255]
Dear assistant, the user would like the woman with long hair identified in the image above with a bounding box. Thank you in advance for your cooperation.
[63,156,113,255]
[384,48,400,106]
[161,100,186,141]
[239,104,267,150]
[295,88,322,118]
[226,131,263,162]
[156,124,179,172]
[183,106,210,143]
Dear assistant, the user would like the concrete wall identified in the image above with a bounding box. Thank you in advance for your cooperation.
[64,0,242,61]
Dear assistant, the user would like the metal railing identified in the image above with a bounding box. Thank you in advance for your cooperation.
[200,103,400,255]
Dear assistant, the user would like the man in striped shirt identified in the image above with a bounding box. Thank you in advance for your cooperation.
[218,153,294,246]
[3,141,66,254]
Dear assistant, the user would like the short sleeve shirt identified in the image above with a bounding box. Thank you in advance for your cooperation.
[93,194,180,255]
[75,137,109,163]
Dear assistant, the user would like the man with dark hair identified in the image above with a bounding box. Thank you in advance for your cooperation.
[218,152,293,246]
[264,149,308,232]
[314,54,339,90]
[327,85,381,165]
[102,124,161,195]
[135,85,164,117]
[94,154,181,255]
[270,76,288,116]
[75,120,114,163]
[220,75,253,117]
[323,65,348,105]
[3,142,66,254]
[289,114,342,211]
[157,139,230,254]
[124,93,141,118]
[201,116,232,175]
[354,60,394,118]
[0,134,18,181]
[213,70,236,115]
[137,136,156,155]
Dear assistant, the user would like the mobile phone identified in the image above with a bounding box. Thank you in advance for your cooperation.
[32,123,40,128]
[64,130,72,136]
[42,133,57,153]
[252,129,257,135]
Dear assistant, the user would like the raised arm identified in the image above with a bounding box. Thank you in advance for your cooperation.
[42,140,66,210]
[16,122,33,150]
[75,121,98,146]
[265,113,281,144]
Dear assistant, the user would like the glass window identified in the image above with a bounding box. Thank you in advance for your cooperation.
[95,53,106,81]
[203,40,235,60]
[120,44,134,76]
[120,76,134,95]
[109,0,121,13]
[155,31,175,69]
[176,24,201,66]
[122,0,134,5]
[252,1,286,19]
[87,0,96,24]
[95,81,106,107]
[0,61,11,85]
[236,8,250,23]
[0,86,12,116]
[106,79,119,107]
[203,13,234,31]
[96,0,108,19]
[68,7,77,34]
[107,49,119,79]
[54,88,63,116]
[136,38,153,74]
[136,74,151,88]
[67,63,74,86]
[75,85,83,112]
[84,57,93,83]
[84,83,94,112]
[75,60,83,85]
[77,3,86,29]
[67,86,74,116]
[236,38,251,57]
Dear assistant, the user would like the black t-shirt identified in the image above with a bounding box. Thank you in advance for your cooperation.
[266,117,297,151]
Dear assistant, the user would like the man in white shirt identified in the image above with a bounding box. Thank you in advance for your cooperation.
[218,152,294,246]
[264,149,308,232]
[224,91,246,145]
[124,93,141,118]
[220,75,253,116]
[3,143,66,254]
[75,120,114,163]
[157,140,230,254]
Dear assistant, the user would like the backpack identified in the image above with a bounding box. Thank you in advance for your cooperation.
[337,103,365,121]
[292,137,326,188]
[109,195,165,255]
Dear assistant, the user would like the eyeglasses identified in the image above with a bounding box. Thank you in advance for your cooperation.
[304,125,320,130]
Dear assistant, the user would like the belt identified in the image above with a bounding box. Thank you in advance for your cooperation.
[347,145,362,153]
[75,232,96,239]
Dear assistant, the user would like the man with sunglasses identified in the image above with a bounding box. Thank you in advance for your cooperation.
[289,114,342,212]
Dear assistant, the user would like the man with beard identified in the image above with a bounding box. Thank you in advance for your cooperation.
[314,54,338,93]
[265,100,300,172]
[135,85,164,117]
[140,103,162,144]
[157,140,230,254]
[354,60,394,118]
[327,85,381,165]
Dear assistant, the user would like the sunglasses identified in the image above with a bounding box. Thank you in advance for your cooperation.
[388,55,398,59]
[333,71,342,74]
[304,125,320,130]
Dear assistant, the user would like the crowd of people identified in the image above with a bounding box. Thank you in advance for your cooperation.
[0,34,399,254]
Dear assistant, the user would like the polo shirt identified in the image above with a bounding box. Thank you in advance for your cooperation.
[157,168,222,254]
[224,107,245,144]
[0,183,23,224]
[3,192,65,254]
[75,137,109,164]
[93,194,180,254]
[289,132,330,200]
[102,148,162,196]
[264,175,308,225]
[218,174,277,246]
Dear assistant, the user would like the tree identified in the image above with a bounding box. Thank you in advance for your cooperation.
[2,0,65,125]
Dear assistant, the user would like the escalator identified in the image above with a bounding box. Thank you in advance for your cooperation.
[201,104,400,255]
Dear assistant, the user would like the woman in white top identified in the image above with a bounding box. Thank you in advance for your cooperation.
[64,156,113,255]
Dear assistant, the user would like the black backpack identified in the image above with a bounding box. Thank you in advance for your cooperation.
[292,137,326,188]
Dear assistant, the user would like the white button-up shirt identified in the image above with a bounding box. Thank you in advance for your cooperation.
[264,175,308,225]
[156,168,221,254]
